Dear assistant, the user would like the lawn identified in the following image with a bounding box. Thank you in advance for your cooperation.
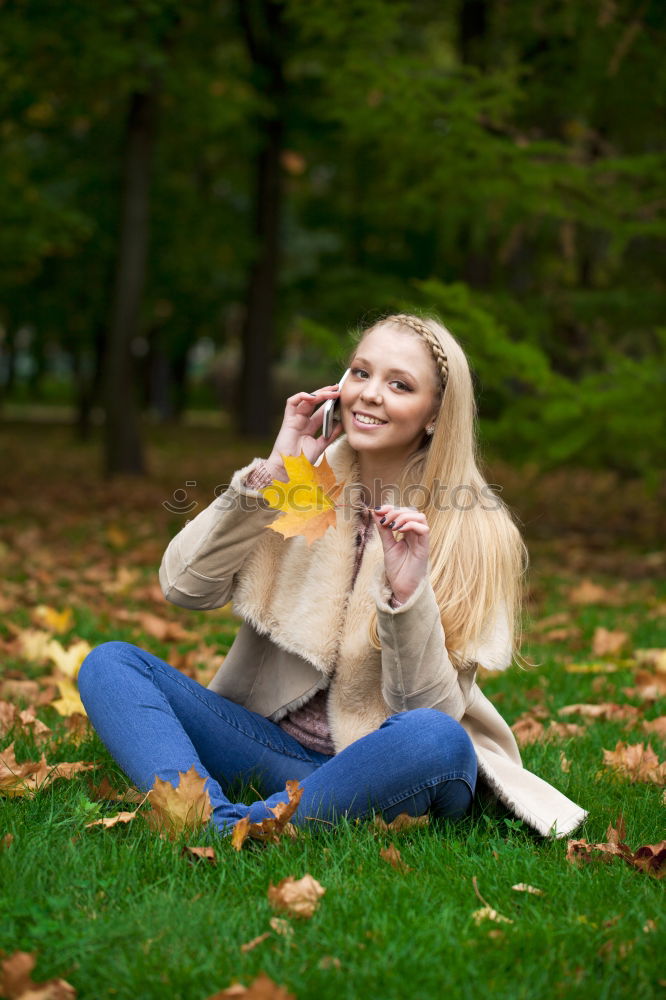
[0,422,664,1000]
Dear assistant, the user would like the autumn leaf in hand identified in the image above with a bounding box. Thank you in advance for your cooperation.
[260,452,343,545]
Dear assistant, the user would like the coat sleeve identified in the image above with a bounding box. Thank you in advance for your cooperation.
[370,568,507,721]
[159,460,281,610]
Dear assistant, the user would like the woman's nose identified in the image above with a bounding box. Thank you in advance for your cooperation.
[360,381,383,403]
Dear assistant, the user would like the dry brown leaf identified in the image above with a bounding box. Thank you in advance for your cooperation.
[269,917,293,938]
[136,612,197,642]
[560,751,571,773]
[511,883,544,895]
[558,702,641,723]
[88,777,143,803]
[240,932,271,953]
[0,743,94,798]
[643,716,666,741]
[601,741,666,785]
[592,627,629,657]
[372,812,429,833]
[472,907,513,925]
[183,845,217,863]
[0,951,76,999]
[511,710,586,747]
[0,701,18,736]
[143,766,212,839]
[379,844,412,872]
[622,669,666,701]
[2,833,14,849]
[267,873,326,918]
[85,811,140,830]
[206,973,295,1000]
[0,678,43,702]
[17,707,52,743]
[566,814,666,879]
[568,580,621,605]
[231,780,302,850]
[12,627,53,663]
[261,452,343,545]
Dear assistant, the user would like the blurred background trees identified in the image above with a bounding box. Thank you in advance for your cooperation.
[0,0,664,480]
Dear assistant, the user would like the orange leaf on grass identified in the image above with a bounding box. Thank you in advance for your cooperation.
[372,812,429,833]
[144,765,213,839]
[600,741,666,785]
[0,742,94,798]
[86,811,140,830]
[0,951,76,999]
[267,873,326,918]
[261,452,343,545]
[206,973,295,1000]
[379,844,412,872]
[566,814,666,878]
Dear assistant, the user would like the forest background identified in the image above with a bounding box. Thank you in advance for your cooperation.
[1,0,664,491]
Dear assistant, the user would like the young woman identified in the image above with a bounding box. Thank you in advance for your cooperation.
[79,313,587,838]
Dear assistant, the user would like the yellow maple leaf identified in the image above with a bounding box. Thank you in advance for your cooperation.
[260,452,342,545]
[32,604,74,633]
[46,639,91,679]
[51,677,87,717]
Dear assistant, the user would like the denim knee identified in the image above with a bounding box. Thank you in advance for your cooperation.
[78,640,139,704]
[382,707,477,785]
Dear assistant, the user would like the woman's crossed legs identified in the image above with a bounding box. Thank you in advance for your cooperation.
[78,641,477,835]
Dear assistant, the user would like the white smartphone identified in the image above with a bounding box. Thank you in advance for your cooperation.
[322,368,351,439]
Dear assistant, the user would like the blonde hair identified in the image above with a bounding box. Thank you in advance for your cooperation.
[351,312,529,671]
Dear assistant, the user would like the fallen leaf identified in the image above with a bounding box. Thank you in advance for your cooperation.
[511,883,544,895]
[261,452,343,545]
[472,906,513,925]
[379,844,412,872]
[2,833,14,849]
[231,780,302,850]
[0,701,18,736]
[88,777,143,803]
[592,627,629,657]
[86,811,140,830]
[558,702,641,723]
[634,649,666,674]
[46,639,91,679]
[269,917,293,938]
[0,743,94,798]
[136,612,197,642]
[566,814,666,878]
[560,751,571,773]
[568,580,621,605]
[372,812,429,833]
[566,662,619,674]
[240,932,271,953]
[206,973,295,1000]
[601,741,666,785]
[643,716,666,741]
[183,845,217,863]
[51,677,87,717]
[13,628,53,663]
[0,950,76,999]
[0,679,42,702]
[144,766,213,839]
[318,956,341,970]
[267,873,326,918]
[32,605,74,633]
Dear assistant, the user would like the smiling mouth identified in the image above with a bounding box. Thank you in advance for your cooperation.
[353,412,387,426]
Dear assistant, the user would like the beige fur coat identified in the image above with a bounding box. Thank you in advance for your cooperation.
[159,437,587,839]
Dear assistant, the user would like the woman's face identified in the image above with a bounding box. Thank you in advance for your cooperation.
[340,325,440,463]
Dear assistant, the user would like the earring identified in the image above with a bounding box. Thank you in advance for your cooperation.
[425,425,435,436]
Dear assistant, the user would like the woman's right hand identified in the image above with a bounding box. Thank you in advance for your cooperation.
[266,385,344,481]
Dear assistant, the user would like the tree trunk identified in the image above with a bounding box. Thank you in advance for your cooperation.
[237,0,286,437]
[103,90,158,476]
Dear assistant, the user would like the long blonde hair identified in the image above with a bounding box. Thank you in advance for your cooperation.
[353,312,529,671]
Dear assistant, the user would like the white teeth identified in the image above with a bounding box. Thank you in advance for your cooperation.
[355,413,386,425]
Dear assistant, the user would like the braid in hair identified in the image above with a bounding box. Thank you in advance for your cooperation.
[384,314,449,394]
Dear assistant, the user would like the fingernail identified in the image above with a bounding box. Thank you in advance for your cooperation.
[308,392,317,396]
[379,516,386,524]
[388,521,395,529]
[373,505,381,511]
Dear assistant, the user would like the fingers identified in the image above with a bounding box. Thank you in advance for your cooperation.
[288,386,340,410]
[371,506,428,534]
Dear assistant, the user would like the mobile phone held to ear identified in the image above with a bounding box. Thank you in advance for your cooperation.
[322,369,351,439]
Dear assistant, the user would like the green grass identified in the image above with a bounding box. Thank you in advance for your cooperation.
[0,423,664,999]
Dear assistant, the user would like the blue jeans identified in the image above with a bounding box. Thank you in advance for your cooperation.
[78,641,477,835]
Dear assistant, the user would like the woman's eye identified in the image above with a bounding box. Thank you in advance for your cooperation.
[390,380,411,392]
[351,368,368,379]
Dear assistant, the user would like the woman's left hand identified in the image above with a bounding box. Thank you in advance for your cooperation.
[371,505,430,605]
